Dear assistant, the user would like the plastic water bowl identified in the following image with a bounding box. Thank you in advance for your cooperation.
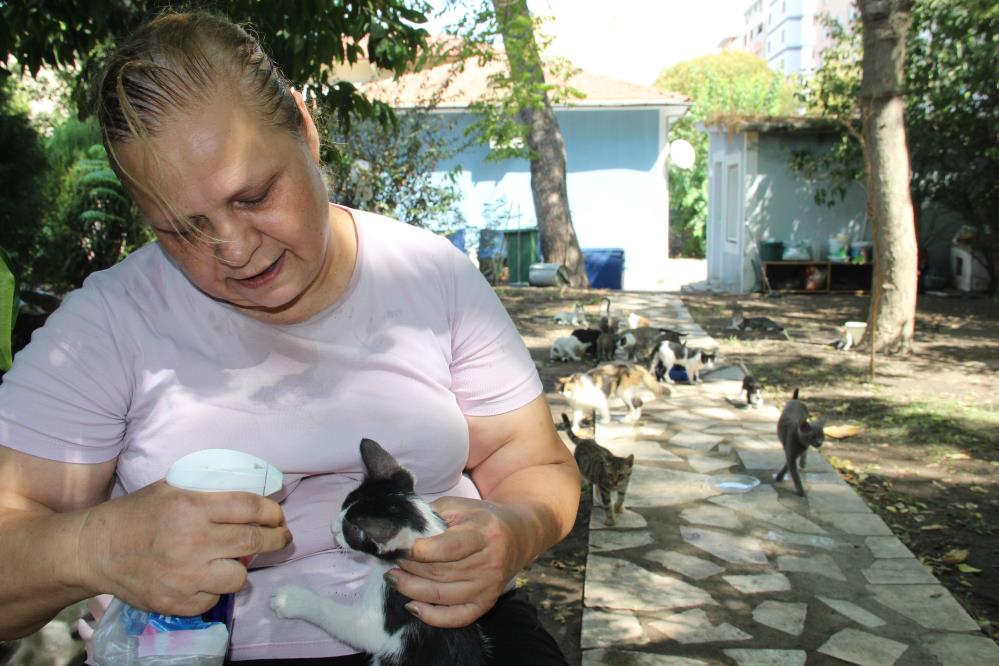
[709,474,761,494]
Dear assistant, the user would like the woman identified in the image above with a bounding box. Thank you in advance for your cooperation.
[0,11,579,664]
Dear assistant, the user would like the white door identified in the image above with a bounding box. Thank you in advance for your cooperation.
[721,160,743,291]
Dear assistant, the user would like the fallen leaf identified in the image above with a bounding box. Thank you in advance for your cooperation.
[921,524,948,531]
[970,486,988,494]
[825,424,864,439]
[515,576,529,588]
[946,452,971,460]
[942,549,969,564]
[957,563,982,574]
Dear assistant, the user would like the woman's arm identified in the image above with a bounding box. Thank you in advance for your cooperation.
[393,394,580,628]
[0,446,293,639]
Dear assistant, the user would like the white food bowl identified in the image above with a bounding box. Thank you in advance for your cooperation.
[844,321,867,339]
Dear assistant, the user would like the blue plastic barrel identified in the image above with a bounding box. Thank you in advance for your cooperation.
[582,248,625,290]
[446,228,466,253]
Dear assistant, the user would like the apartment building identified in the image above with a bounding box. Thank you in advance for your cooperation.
[740,0,855,75]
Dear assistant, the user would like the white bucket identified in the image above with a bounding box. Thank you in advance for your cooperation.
[528,263,569,286]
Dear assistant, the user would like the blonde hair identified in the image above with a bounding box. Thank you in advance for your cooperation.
[96,10,306,238]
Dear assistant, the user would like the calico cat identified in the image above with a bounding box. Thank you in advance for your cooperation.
[271,439,487,666]
[595,317,617,362]
[774,389,827,496]
[561,414,634,527]
[557,362,665,428]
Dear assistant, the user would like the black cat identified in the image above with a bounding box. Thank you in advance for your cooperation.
[774,389,826,496]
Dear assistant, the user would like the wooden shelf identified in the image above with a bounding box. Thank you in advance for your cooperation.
[763,261,872,293]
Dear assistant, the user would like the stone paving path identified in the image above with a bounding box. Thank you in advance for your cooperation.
[552,293,999,666]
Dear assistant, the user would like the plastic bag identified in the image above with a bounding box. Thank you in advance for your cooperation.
[88,597,228,666]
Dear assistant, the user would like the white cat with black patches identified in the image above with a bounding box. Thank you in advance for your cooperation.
[549,335,588,362]
[271,439,487,666]
[672,344,717,384]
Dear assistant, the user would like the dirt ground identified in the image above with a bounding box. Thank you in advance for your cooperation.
[498,286,999,663]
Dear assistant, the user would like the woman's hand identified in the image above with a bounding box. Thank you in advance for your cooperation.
[78,480,292,616]
[390,496,524,628]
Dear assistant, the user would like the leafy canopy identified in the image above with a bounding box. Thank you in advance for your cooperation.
[654,51,798,256]
[0,0,434,127]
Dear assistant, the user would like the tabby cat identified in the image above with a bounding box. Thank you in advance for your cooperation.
[561,414,634,526]
[774,389,827,496]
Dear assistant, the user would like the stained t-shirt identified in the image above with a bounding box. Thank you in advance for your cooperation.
[0,208,542,660]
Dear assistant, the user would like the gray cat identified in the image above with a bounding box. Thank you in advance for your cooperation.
[774,389,826,496]
[561,414,634,526]
[595,316,617,362]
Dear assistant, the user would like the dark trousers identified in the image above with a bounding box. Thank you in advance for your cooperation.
[228,589,568,665]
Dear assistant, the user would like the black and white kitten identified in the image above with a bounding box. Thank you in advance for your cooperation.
[774,389,826,496]
[740,363,764,408]
[271,439,487,666]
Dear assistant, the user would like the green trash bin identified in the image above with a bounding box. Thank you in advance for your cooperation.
[503,227,539,285]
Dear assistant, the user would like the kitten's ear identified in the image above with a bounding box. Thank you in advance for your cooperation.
[626,454,635,465]
[360,438,403,479]
[816,417,827,430]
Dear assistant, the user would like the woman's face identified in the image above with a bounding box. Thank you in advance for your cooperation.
[116,93,345,324]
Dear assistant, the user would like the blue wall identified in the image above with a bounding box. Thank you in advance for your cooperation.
[433,108,670,289]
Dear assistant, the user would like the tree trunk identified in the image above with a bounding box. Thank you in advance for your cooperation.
[491,0,589,287]
[859,0,917,353]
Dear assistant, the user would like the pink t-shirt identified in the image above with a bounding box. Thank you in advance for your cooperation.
[0,208,542,660]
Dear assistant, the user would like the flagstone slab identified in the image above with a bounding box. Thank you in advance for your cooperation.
[648,609,752,644]
[761,529,839,550]
[680,505,743,530]
[606,439,684,463]
[871,584,981,631]
[669,431,723,451]
[752,601,807,636]
[817,628,908,666]
[704,427,750,436]
[813,511,894,536]
[922,632,999,665]
[681,526,768,565]
[723,649,807,666]
[645,549,725,581]
[817,596,886,628]
[865,536,913,559]
[585,555,717,612]
[778,554,846,581]
[730,435,782,451]
[804,478,873,513]
[861,558,937,584]
[627,466,720,508]
[582,650,709,666]
[687,454,736,474]
[591,529,655,552]
[691,407,740,421]
[590,508,649,530]
[581,608,648,649]
[737,448,788,471]
[723,574,792,594]
[709,487,828,534]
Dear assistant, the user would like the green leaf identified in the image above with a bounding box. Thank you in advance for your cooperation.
[0,248,17,371]
[957,563,982,574]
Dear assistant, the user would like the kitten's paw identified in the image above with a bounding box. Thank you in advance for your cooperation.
[271,584,318,619]
[603,517,616,527]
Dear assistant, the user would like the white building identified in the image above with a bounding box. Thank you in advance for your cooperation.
[739,0,855,76]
